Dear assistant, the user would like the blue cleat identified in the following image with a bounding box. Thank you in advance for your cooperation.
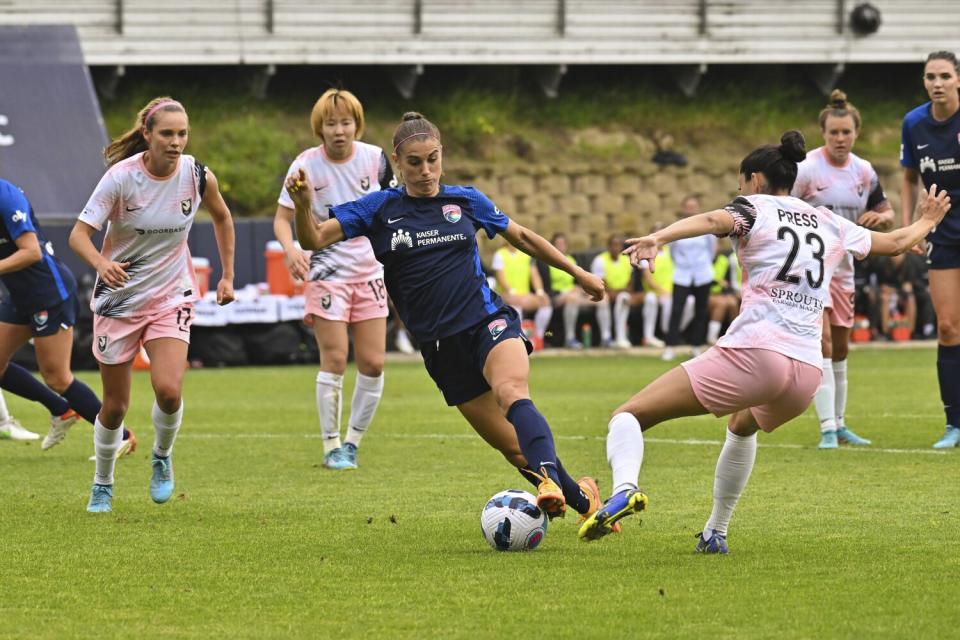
[818,430,838,449]
[837,427,872,446]
[150,453,175,503]
[86,483,113,513]
[695,529,729,554]
[932,425,960,450]
[323,447,356,470]
[577,488,648,541]
[341,443,359,469]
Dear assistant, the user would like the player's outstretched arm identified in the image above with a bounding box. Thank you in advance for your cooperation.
[623,209,734,271]
[870,183,950,256]
[0,232,42,275]
[201,169,236,305]
[501,220,605,301]
[286,169,345,251]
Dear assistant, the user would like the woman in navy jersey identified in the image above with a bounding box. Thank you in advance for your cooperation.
[900,51,960,449]
[289,111,606,524]
[0,179,136,452]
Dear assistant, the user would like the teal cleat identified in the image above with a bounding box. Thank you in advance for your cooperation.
[341,443,359,469]
[150,454,175,504]
[695,529,729,554]
[818,430,839,449]
[837,427,872,446]
[577,489,648,541]
[323,447,356,470]
[932,425,960,450]
[86,484,113,513]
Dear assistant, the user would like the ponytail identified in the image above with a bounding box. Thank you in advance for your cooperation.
[818,89,862,131]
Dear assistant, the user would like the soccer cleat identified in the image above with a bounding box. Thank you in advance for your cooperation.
[614,339,633,349]
[818,430,839,449]
[323,447,356,470]
[86,483,113,513]
[660,347,675,362]
[522,466,566,519]
[837,427,872,446]
[150,453,175,503]
[565,339,584,350]
[643,336,665,348]
[932,425,960,449]
[341,442,359,469]
[41,409,80,450]
[578,489,649,541]
[695,529,729,554]
[601,338,615,349]
[576,476,602,525]
[0,417,40,441]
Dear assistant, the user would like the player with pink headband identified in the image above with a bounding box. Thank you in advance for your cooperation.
[579,131,951,552]
[273,88,392,471]
[70,96,236,513]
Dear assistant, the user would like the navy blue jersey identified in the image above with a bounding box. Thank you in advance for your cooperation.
[900,102,960,244]
[0,179,75,314]
[332,184,509,341]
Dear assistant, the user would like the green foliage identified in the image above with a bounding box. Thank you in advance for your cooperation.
[2,349,958,638]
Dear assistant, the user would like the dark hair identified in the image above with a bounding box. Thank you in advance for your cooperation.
[550,232,567,244]
[926,50,959,73]
[392,112,441,154]
[738,130,806,193]
[818,89,862,131]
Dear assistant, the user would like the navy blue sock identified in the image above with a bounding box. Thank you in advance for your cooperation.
[938,344,960,427]
[506,399,560,485]
[0,363,70,416]
[518,466,540,490]
[61,379,102,424]
[556,457,590,515]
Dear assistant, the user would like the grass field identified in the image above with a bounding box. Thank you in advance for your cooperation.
[2,348,958,639]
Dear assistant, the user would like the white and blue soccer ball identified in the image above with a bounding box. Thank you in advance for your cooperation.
[480,489,548,551]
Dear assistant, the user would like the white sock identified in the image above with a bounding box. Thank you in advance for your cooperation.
[814,357,837,433]
[833,359,848,428]
[680,295,695,331]
[0,391,10,422]
[659,297,672,335]
[597,300,612,342]
[346,372,384,448]
[316,371,343,453]
[704,428,757,537]
[533,306,553,339]
[607,412,645,495]
[707,320,722,344]
[614,292,631,343]
[93,418,123,485]
[642,293,658,341]
[563,302,579,343]
[152,400,183,458]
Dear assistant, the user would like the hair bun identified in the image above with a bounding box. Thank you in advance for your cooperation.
[402,112,424,122]
[778,130,807,163]
[828,88,848,109]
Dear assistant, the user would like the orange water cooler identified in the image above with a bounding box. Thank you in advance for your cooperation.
[191,256,212,297]
[265,241,295,295]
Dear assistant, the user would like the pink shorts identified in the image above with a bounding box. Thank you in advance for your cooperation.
[93,305,193,365]
[304,279,388,324]
[681,346,822,431]
[825,278,855,328]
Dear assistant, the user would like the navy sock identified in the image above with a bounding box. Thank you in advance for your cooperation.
[61,379,102,424]
[938,343,960,427]
[518,466,540,490]
[555,457,590,515]
[506,399,561,485]
[0,363,70,416]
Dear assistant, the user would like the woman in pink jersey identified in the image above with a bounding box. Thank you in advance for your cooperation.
[273,88,391,471]
[793,90,894,450]
[579,131,950,552]
[69,97,236,513]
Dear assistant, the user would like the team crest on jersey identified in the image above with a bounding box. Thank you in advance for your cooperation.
[391,229,413,251]
[33,311,48,327]
[97,336,108,353]
[360,177,370,191]
[180,198,192,215]
[919,156,936,174]
[488,318,508,340]
[320,293,331,310]
[442,204,462,223]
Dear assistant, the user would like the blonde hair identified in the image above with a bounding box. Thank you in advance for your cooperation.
[818,89,862,131]
[104,96,186,167]
[310,89,365,142]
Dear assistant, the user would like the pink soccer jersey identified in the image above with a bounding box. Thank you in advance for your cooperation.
[792,147,888,292]
[79,152,204,318]
[278,141,389,283]
[715,194,872,367]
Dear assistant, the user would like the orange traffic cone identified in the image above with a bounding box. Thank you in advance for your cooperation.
[133,345,151,370]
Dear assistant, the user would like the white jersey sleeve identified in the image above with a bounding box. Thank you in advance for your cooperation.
[590,254,605,278]
[837,215,872,260]
[79,171,121,230]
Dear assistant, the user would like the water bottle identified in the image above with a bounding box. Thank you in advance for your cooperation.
[581,323,592,349]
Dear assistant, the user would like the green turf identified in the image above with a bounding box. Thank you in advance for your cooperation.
[2,348,958,639]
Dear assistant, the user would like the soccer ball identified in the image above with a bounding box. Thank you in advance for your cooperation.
[480,489,548,551]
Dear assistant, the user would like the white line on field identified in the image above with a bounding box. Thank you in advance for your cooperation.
[178,432,949,455]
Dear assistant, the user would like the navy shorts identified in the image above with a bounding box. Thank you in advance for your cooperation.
[420,306,533,406]
[927,242,960,270]
[0,292,79,337]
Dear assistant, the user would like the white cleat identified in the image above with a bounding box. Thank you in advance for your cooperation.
[614,339,633,349]
[660,347,675,361]
[0,417,40,441]
[42,410,80,450]
[643,336,665,348]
